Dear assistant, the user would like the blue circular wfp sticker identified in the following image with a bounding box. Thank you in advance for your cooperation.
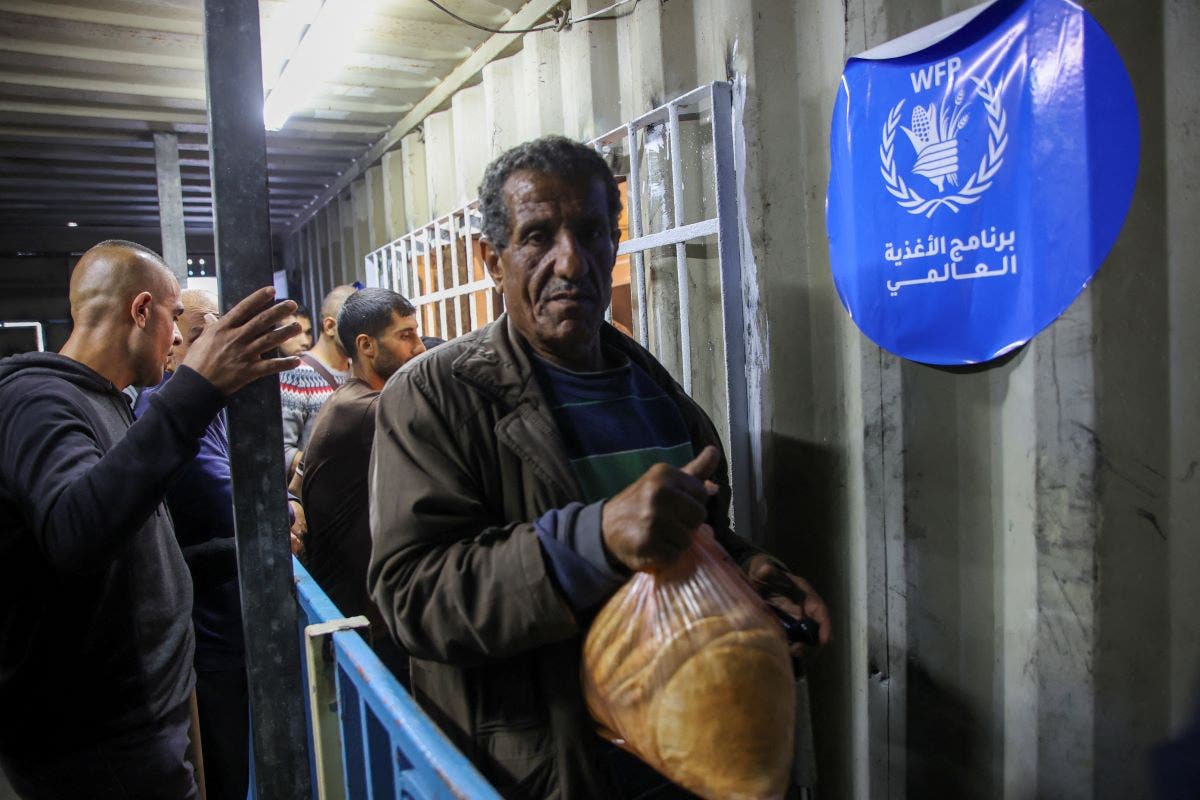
[826,0,1138,365]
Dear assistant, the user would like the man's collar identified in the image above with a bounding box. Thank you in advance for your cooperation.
[450,314,674,410]
[450,314,536,410]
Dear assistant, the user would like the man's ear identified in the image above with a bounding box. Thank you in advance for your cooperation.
[356,332,375,359]
[480,238,504,292]
[130,291,153,329]
[323,315,338,338]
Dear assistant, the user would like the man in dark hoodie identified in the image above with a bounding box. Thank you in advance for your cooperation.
[0,240,300,798]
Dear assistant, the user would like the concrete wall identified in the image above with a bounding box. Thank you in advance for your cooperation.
[282,1,1200,796]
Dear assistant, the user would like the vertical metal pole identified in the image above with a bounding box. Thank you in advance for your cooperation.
[667,103,692,394]
[709,81,752,543]
[421,228,436,336]
[464,220,480,331]
[154,132,188,283]
[305,225,319,312]
[626,124,648,347]
[201,1,313,796]
[398,240,411,299]
[364,252,376,288]
[434,221,449,338]
[315,212,330,301]
[448,213,463,338]
[323,205,341,290]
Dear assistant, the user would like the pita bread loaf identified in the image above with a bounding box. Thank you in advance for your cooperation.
[652,629,794,799]
[582,536,795,800]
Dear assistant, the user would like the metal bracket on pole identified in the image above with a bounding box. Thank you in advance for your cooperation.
[304,616,369,800]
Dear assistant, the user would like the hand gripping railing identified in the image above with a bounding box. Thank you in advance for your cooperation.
[293,558,501,800]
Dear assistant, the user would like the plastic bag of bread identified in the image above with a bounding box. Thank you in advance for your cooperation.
[582,527,795,800]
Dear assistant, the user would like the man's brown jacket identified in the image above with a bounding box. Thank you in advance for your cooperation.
[368,315,764,799]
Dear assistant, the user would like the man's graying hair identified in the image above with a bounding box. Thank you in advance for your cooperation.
[336,288,416,356]
[478,136,622,250]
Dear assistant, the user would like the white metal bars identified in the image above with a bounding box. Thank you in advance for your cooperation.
[364,202,496,341]
[364,83,751,540]
[589,82,752,541]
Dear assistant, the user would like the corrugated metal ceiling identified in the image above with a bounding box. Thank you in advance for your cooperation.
[0,0,533,234]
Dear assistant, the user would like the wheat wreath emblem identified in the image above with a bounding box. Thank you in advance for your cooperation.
[880,76,1008,217]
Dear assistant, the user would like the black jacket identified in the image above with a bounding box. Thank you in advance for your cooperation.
[0,352,224,754]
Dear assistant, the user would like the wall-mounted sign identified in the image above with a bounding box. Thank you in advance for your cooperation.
[826,0,1138,365]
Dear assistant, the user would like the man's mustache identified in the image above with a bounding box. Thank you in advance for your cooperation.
[540,280,596,302]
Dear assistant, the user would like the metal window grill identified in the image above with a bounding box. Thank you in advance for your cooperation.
[364,202,498,341]
[294,558,502,800]
[366,80,752,545]
[0,320,46,354]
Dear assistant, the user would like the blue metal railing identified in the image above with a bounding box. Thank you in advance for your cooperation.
[292,557,501,799]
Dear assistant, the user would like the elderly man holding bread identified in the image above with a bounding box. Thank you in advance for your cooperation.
[368,136,830,800]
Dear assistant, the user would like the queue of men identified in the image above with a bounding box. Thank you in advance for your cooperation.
[299,288,425,681]
[0,136,829,800]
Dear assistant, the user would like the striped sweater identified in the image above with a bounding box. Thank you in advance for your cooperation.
[279,359,349,470]
[531,350,695,611]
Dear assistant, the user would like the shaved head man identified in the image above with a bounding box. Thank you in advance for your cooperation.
[0,240,300,798]
[62,240,185,389]
[320,285,358,350]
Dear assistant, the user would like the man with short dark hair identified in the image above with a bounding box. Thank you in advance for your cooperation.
[0,240,299,798]
[368,137,831,798]
[278,305,312,358]
[293,304,314,353]
[301,288,424,679]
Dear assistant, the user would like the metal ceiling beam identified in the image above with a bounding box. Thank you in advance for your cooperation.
[304,97,415,116]
[0,192,204,204]
[0,126,204,145]
[0,145,351,174]
[331,70,440,91]
[0,127,369,156]
[0,71,205,101]
[288,0,563,232]
[0,161,333,189]
[0,99,207,124]
[0,11,204,70]
[0,179,316,200]
[0,0,203,35]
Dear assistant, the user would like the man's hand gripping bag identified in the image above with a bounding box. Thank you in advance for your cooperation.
[582,529,795,800]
